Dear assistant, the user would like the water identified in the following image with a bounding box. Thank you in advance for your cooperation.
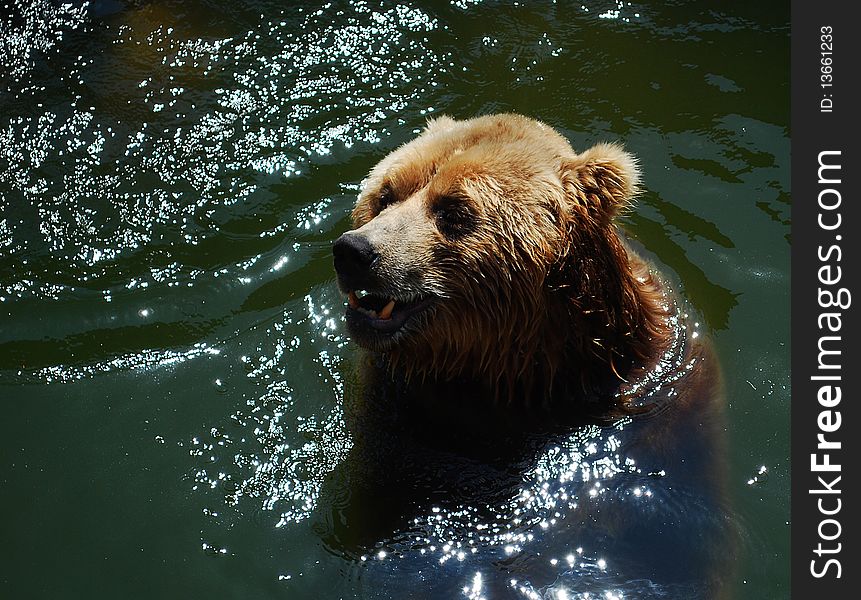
[0,1,790,598]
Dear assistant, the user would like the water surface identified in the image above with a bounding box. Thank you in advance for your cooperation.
[1,1,790,598]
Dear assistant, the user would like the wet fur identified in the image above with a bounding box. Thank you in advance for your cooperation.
[348,114,669,402]
[327,114,734,597]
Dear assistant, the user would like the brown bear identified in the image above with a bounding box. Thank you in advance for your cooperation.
[333,113,677,407]
[325,114,731,597]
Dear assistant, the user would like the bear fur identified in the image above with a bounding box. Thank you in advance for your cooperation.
[334,113,671,405]
[327,114,732,596]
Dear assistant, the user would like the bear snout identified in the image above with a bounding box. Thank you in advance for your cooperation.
[333,232,380,291]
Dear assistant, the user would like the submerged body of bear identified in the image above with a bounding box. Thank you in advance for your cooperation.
[324,114,732,598]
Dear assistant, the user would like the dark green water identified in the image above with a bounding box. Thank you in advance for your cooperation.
[1,1,789,598]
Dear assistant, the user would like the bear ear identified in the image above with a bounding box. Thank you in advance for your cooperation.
[561,143,640,221]
[424,114,457,132]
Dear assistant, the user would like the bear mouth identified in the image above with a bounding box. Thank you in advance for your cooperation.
[342,289,435,344]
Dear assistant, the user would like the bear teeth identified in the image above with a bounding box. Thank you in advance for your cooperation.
[379,299,395,320]
[347,290,396,320]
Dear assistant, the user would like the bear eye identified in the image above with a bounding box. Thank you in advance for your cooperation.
[433,195,476,239]
[378,186,397,212]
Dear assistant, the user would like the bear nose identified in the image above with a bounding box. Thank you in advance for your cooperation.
[333,232,379,286]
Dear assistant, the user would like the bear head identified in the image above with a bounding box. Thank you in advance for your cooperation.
[333,114,665,397]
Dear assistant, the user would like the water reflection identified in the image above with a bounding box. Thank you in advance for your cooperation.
[1,0,90,83]
[1,1,789,598]
[302,307,731,598]
[626,212,738,330]
[1,1,442,304]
